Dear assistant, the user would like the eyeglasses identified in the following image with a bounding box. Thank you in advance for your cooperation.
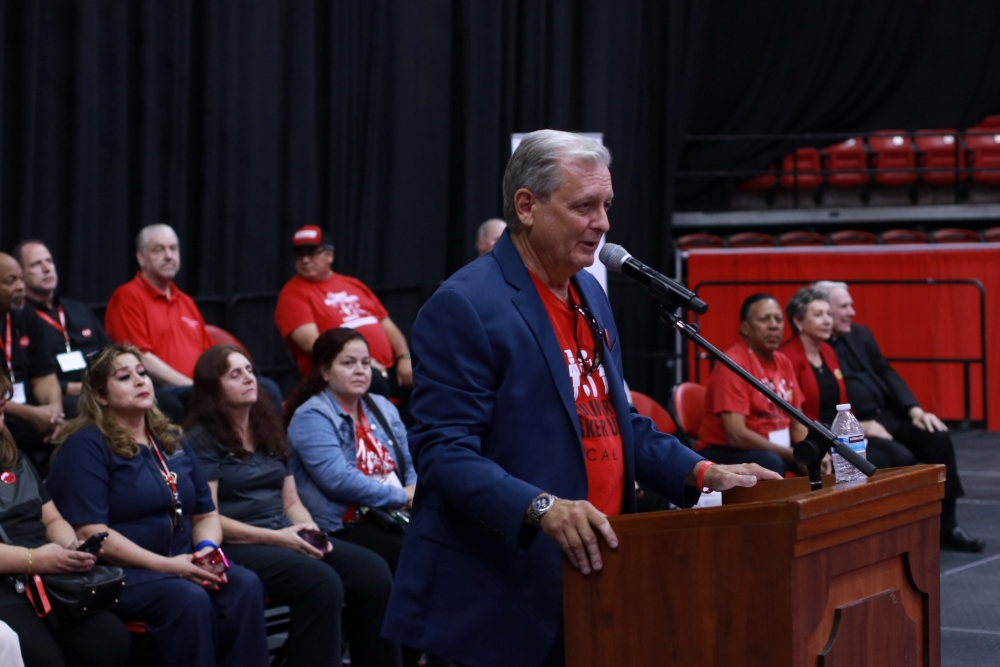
[569,303,603,376]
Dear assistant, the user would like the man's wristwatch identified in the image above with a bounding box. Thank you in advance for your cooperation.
[396,352,411,361]
[526,493,559,527]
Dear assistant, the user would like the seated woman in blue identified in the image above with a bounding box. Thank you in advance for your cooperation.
[285,328,416,572]
[185,344,401,667]
[46,345,269,667]
[0,372,130,667]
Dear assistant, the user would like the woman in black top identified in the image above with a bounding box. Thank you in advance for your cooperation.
[0,372,130,667]
[185,345,401,667]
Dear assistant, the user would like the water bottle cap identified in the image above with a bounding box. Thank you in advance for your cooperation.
[836,403,852,411]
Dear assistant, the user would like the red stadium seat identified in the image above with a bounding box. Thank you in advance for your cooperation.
[205,324,250,356]
[915,129,965,184]
[829,230,878,246]
[677,233,724,250]
[779,148,822,189]
[965,131,1000,183]
[881,229,928,245]
[669,382,705,448]
[727,232,774,248]
[868,131,917,186]
[778,231,826,247]
[975,116,1000,130]
[932,228,979,244]
[984,227,1000,242]
[822,138,868,188]
[629,391,676,435]
[737,165,777,192]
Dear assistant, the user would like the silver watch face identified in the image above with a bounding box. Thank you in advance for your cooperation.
[533,494,554,513]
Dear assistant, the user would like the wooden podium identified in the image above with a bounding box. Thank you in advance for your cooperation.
[563,465,944,667]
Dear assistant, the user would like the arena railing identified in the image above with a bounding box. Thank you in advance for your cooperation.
[686,278,987,429]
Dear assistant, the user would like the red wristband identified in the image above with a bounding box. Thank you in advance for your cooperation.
[696,461,716,494]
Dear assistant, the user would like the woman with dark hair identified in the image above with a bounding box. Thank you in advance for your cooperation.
[185,344,401,667]
[780,287,915,469]
[284,328,416,567]
[0,372,131,667]
[46,344,269,667]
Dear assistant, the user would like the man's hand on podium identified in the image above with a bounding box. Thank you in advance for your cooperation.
[540,499,618,576]
[694,462,783,492]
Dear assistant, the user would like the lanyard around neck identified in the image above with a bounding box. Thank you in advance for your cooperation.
[34,307,71,353]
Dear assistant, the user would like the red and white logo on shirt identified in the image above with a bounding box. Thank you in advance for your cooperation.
[18,336,29,348]
[323,292,379,329]
[563,349,610,399]
[180,316,200,329]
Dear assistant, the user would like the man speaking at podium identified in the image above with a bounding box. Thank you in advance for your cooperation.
[382,130,779,667]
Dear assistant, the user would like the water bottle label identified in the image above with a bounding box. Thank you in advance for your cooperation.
[837,435,868,454]
[836,435,867,454]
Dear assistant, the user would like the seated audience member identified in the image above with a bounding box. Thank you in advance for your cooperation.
[185,345,401,667]
[819,280,984,552]
[781,287,915,471]
[14,240,184,422]
[46,345,270,667]
[104,224,282,414]
[274,226,412,399]
[475,218,507,256]
[0,372,130,667]
[285,328,425,667]
[697,294,816,476]
[0,253,63,474]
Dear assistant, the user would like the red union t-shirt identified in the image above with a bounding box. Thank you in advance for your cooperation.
[530,273,623,516]
[697,341,803,450]
[274,273,393,376]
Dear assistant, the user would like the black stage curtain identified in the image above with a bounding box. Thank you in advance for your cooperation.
[1,0,999,401]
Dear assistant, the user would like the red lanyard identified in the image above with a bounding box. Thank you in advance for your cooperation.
[3,314,12,379]
[34,307,71,353]
[147,430,183,524]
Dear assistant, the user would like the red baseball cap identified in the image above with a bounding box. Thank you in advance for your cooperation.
[292,225,332,249]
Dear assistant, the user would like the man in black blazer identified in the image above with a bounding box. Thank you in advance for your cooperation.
[818,281,984,552]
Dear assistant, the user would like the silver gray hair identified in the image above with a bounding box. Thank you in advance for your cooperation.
[476,218,506,241]
[136,224,178,253]
[785,287,831,332]
[502,130,612,232]
[811,280,848,295]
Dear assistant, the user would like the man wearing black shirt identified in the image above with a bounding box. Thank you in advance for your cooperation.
[0,252,63,475]
[818,280,984,552]
[14,240,183,423]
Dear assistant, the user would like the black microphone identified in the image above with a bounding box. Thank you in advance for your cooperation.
[599,243,708,314]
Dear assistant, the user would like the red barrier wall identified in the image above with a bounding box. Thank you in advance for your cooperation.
[685,244,996,428]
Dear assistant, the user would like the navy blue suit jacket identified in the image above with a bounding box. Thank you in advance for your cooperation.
[382,233,703,667]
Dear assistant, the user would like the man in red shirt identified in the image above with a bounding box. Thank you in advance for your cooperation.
[698,293,826,476]
[273,226,412,396]
[105,224,282,413]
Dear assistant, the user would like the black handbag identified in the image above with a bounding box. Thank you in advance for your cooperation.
[0,525,126,619]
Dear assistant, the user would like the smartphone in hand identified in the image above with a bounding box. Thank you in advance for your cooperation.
[77,532,109,554]
[297,528,329,551]
[192,548,231,577]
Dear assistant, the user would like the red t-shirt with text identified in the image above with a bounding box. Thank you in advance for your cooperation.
[274,273,393,375]
[697,342,803,450]
[531,274,623,516]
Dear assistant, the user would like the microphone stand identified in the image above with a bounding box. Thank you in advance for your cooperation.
[654,292,876,491]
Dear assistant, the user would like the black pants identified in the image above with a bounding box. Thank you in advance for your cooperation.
[697,445,797,476]
[0,586,130,667]
[224,540,401,667]
[874,409,964,502]
[334,523,425,666]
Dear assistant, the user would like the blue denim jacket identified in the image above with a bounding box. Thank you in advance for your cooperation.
[288,389,416,533]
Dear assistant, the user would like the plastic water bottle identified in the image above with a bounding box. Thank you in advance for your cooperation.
[830,403,867,484]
